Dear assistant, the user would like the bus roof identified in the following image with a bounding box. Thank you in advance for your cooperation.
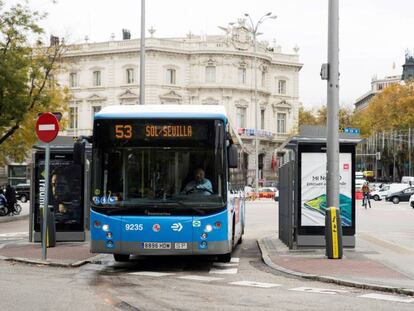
[95,104,228,121]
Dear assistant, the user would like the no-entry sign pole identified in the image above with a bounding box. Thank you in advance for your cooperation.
[36,112,59,261]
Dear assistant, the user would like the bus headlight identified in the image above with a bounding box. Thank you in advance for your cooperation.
[106,240,114,248]
[205,224,213,232]
[94,221,101,228]
[201,233,208,239]
[106,232,113,239]
[102,224,110,232]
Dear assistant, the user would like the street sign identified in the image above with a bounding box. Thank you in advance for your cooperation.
[35,112,60,261]
[36,112,59,143]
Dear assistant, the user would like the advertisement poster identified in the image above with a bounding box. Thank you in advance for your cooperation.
[34,153,83,232]
[301,152,352,227]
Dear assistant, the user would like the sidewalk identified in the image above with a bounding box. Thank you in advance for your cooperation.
[258,235,414,296]
[0,240,103,267]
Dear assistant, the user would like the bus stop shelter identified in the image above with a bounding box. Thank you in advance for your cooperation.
[278,126,360,249]
[29,136,91,242]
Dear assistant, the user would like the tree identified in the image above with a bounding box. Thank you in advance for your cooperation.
[0,1,69,164]
[299,104,355,128]
[353,82,414,137]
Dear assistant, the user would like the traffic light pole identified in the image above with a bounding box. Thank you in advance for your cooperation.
[326,0,340,209]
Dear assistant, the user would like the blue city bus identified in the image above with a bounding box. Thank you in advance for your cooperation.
[83,105,244,262]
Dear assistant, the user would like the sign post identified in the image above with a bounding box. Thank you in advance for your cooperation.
[35,112,59,261]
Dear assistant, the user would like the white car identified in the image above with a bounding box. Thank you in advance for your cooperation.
[409,194,414,208]
[370,186,389,201]
[370,183,409,201]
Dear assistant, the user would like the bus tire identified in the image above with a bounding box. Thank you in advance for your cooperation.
[217,253,231,263]
[113,254,130,262]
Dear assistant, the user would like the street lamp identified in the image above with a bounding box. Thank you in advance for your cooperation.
[244,13,277,191]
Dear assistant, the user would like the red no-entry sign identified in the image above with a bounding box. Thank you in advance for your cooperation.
[36,112,59,143]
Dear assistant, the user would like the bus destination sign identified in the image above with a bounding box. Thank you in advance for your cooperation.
[113,123,196,140]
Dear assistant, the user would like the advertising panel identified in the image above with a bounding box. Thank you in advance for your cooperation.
[34,152,84,232]
[301,152,352,227]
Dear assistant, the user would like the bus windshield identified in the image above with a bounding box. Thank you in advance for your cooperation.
[91,119,226,213]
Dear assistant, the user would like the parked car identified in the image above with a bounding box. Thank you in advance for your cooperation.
[258,187,277,199]
[386,186,414,204]
[401,176,414,185]
[370,183,408,201]
[370,186,389,201]
[409,194,414,208]
[15,183,30,203]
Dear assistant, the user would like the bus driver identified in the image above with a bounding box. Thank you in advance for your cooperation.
[183,168,213,195]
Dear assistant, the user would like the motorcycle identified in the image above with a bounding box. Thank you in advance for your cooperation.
[0,203,22,216]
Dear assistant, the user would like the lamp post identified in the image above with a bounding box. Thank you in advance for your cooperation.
[139,0,145,105]
[244,13,277,191]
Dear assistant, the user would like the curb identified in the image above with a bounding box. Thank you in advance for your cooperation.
[0,214,29,224]
[257,237,414,297]
[0,253,105,268]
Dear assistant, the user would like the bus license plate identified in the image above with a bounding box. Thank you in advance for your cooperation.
[174,243,188,250]
[142,242,171,249]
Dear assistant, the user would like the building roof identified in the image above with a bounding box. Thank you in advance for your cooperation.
[95,104,228,121]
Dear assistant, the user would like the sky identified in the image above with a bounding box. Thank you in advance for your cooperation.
[12,0,414,108]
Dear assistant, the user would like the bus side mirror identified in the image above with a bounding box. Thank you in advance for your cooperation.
[74,140,85,165]
[228,144,238,168]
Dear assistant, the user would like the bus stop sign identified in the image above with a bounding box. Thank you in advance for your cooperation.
[36,112,59,143]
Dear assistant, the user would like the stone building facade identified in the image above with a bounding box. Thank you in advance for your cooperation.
[57,24,302,186]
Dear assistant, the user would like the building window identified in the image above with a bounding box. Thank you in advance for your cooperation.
[205,66,216,83]
[261,71,266,87]
[261,110,265,130]
[238,67,246,84]
[277,113,286,133]
[69,72,77,88]
[91,106,101,125]
[166,69,176,84]
[8,165,27,186]
[278,79,286,95]
[126,68,134,84]
[236,107,246,128]
[93,71,101,86]
[69,107,78,129]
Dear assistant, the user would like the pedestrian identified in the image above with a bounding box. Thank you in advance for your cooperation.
[5,184,16,215]
[361,181,371,209]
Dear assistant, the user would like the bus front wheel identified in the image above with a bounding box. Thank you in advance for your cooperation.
[113,254,130,262]
[217,253,231,263]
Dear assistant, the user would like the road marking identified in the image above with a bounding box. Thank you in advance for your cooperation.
[229,281,282,288]
[359,293,414,303]
[177,275,223,282]
[212,262,239,267]
[0,232,28,237]
[230,257,240,263]
[289,287,348,295]
[129,271,175,277]
[209,268,238,275]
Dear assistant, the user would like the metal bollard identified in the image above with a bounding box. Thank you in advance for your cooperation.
[325,207,343,259]
[46,205,56,247]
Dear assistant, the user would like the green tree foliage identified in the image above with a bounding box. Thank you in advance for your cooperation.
[0,1,69,164]
[299,104,355,129]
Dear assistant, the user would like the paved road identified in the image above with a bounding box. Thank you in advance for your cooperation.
[1,200,414,310]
